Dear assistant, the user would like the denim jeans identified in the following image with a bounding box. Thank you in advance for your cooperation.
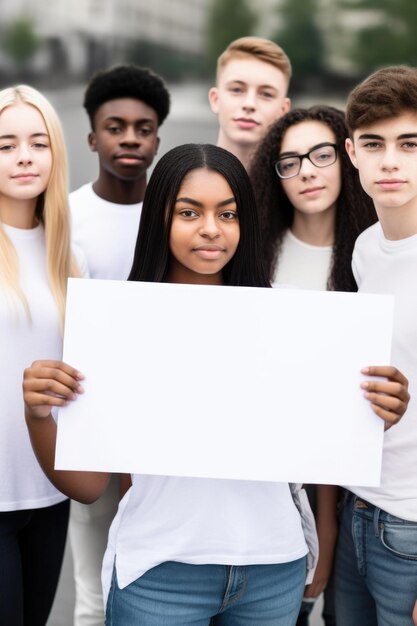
[334,492,417,626]
[106,558,307,625]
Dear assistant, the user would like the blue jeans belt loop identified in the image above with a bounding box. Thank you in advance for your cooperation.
[352,496,382,537]
[373,504,381,537]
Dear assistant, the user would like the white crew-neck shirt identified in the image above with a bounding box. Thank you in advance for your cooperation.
[70,182,143,280]
[0,224,67,510]
[102,475,309,603]
[272,231,332,291]
[347,222,417,521]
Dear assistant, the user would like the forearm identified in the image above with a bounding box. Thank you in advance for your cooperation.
[119,473,132,499]
[304,484,339,597]
[25,410,110,503]
[316,484,338,534]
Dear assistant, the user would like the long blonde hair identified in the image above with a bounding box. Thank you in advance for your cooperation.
[0,85,79,331]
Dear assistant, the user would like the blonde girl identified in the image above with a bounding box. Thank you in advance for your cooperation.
[0,85,82,625]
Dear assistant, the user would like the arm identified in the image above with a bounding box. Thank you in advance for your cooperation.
[119,474,132,499]
[361,366,410,430]
[413,599,417,626]
[23,360,110,504]
[303,485,338,599]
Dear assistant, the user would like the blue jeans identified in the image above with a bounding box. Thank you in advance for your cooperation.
[106,558,307,625]
[334,492,417,626]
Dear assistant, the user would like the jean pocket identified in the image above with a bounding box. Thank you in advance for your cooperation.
[380,522,417,560]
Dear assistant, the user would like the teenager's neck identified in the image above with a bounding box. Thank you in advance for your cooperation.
[216,132,254,171]
[166,265,223,285]
[375,203,417,240]
[291,208,335,246]
[0,197,38,229]
[93,174,147,205]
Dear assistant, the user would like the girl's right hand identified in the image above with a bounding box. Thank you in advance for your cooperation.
[23,360,84,419]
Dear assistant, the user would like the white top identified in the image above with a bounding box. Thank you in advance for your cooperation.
[348,222,417,521]
[0,224,74,511]
[70,182,143,280]
[102,475,309,603]
[272,231,332,291]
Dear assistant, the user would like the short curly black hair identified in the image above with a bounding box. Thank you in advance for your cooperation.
[83,64,170,129]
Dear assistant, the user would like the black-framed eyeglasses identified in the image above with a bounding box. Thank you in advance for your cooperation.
[274,143,338,179]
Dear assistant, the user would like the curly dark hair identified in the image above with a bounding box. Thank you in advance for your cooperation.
[250,105,377,292]
[83,64,170,129]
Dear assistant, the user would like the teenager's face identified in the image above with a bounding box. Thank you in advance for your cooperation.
[346,112,417,215]
[89,98,160,182]
[279,121,341,219]
[0,102,52,215]
[209,57,290,152]
[168,168,240,285]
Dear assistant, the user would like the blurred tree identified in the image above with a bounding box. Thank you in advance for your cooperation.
[3,17,40,66]
[205,0,257,73]
[273,0,325,84]
[128,40,202,81]
[345,0,417,73]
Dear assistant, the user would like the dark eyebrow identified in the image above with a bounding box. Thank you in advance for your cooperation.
[0,132,48,140]
[398,133,417,139]
[175,197,236,208]
[358,132,417,141]
[357,133,383,140]
[279,142,334,159]
[104,116,155,125]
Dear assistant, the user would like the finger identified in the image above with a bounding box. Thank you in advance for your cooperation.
[362,366,408,387]
[24,390,73,409]
[23,366,84,394]
[26,360,84,381]
[369,404,403,429]
[23,376,80,400]
[361,380,409,402]
[303,585,322,599]
[364,391,408,415]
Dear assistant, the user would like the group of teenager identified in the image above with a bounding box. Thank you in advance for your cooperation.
[0,33,416,626]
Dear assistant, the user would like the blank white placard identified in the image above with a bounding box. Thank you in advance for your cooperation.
[55,279,394,486]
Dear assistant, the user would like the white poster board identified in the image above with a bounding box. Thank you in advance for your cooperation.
[55,279,394,486]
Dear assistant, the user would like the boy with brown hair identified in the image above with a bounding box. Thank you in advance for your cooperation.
[334,65,417,625]
[209,36,291,169]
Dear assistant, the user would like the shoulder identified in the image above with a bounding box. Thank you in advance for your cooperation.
[69,183,95,211]
[72,242,90,278]
[352,222,381,285]
[353,222,381,254]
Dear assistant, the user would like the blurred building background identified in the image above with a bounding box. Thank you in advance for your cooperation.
[0,0,416,94]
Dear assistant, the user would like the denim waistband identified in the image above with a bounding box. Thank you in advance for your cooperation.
[345,491,416,529]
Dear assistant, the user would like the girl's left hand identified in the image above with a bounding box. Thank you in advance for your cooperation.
[413,599,417,626]
[361,366,410,430]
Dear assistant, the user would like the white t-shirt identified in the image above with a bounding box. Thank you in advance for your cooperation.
[272,231,332,291]
[348,222,417,521]
[0,224,73,511]
[70,182,143,280]
[102,475,309,603]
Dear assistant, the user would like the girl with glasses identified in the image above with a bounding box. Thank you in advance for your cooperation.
[250,105,376,291]
[250,106,378,626]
